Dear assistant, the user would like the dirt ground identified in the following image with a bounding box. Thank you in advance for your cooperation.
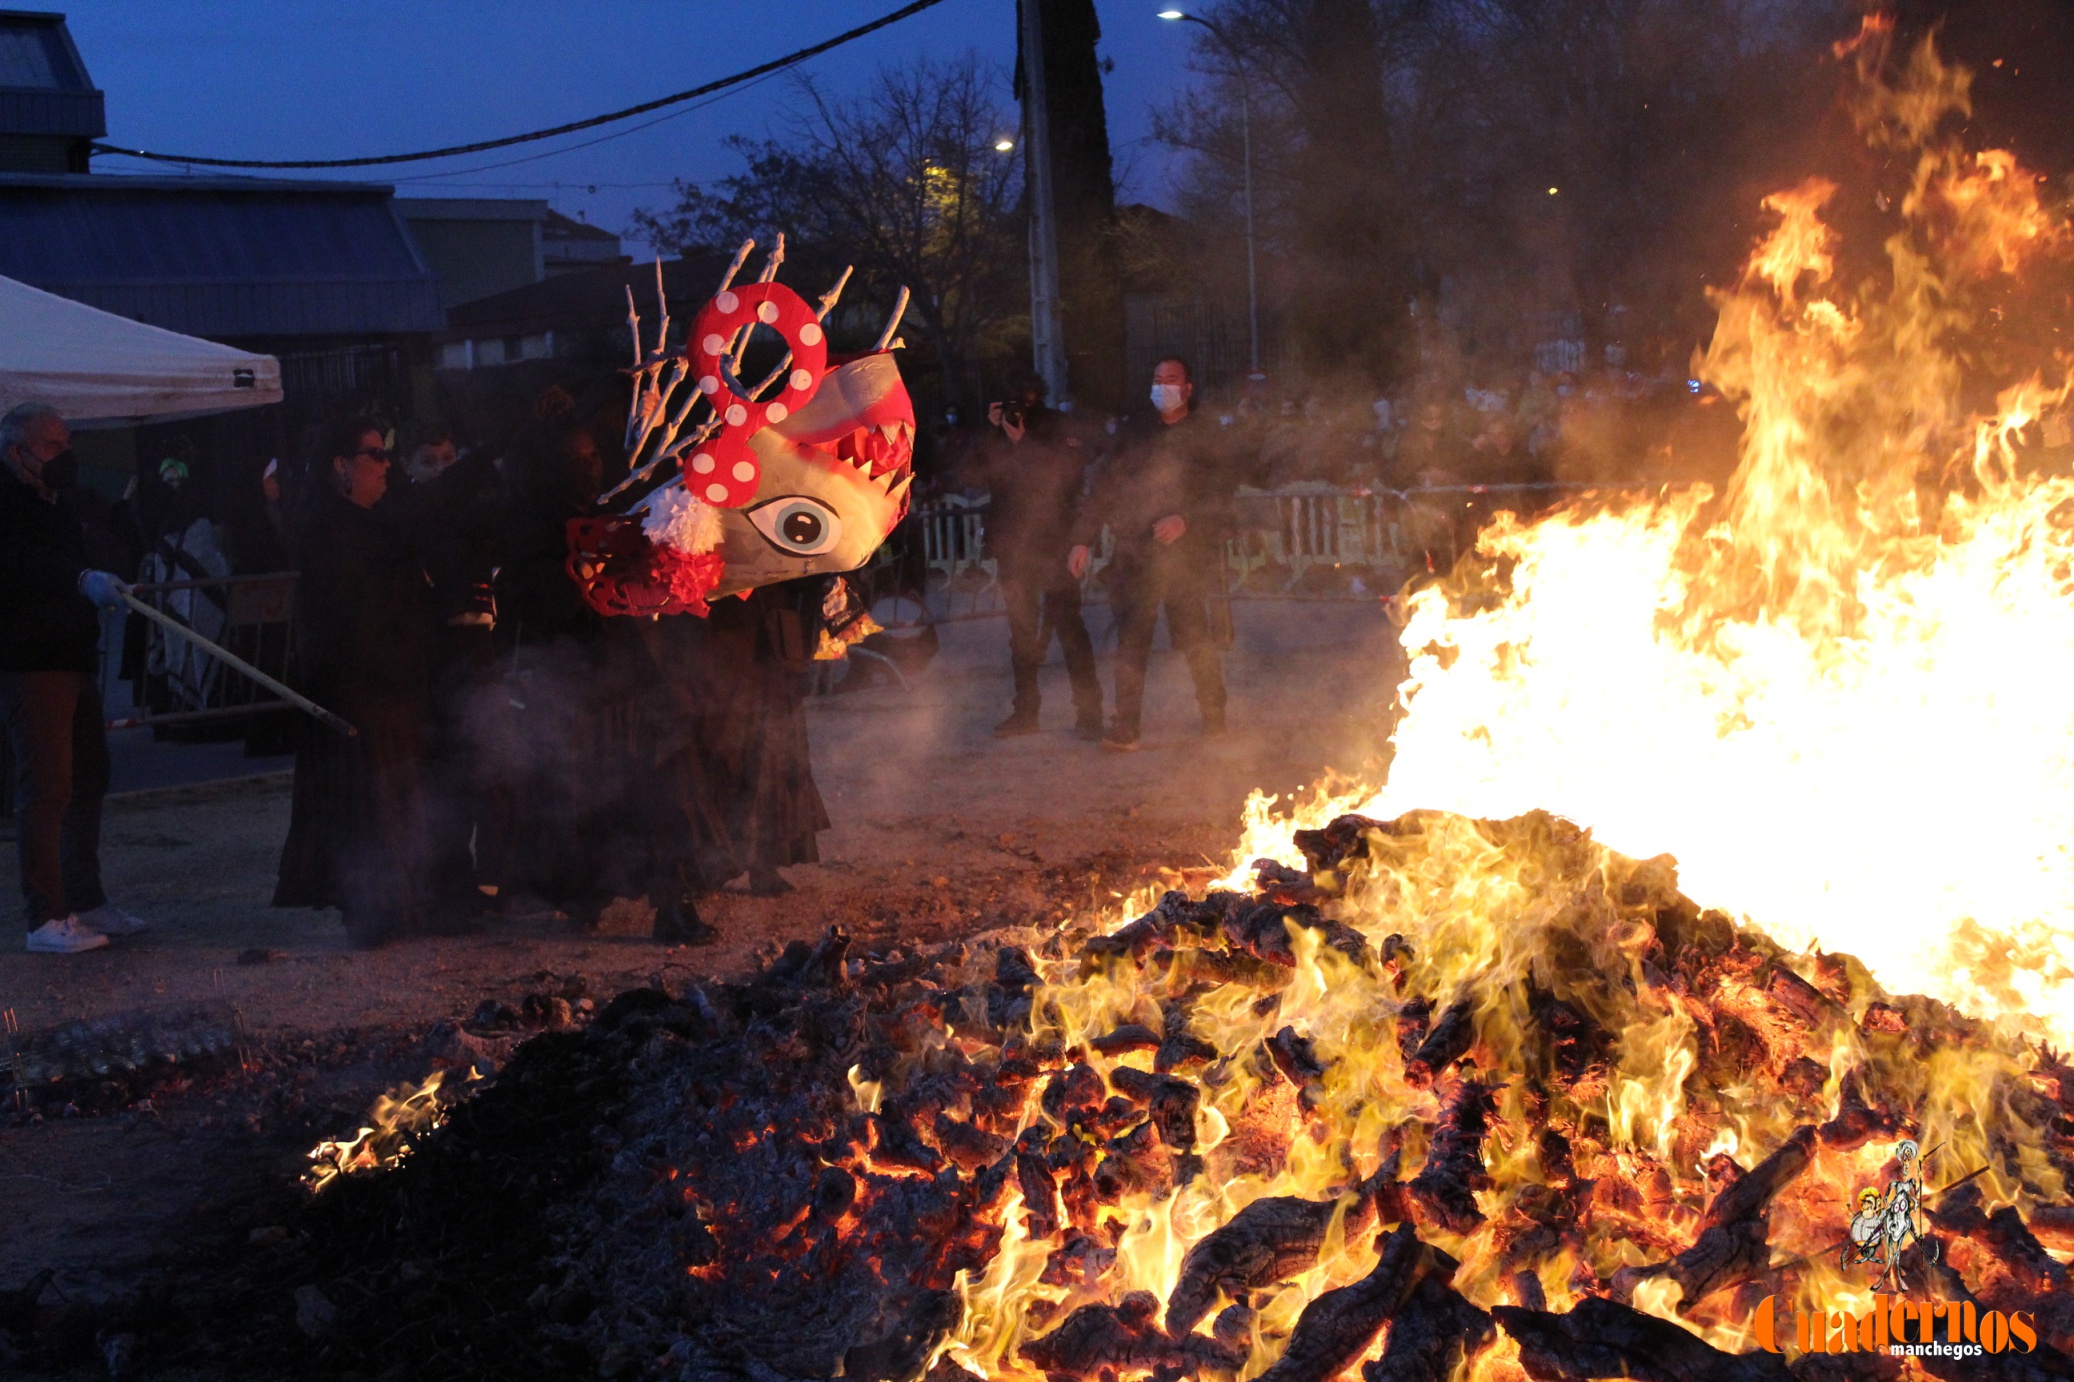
[0,601,1403,1336]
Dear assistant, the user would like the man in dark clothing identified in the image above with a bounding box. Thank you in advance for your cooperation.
[398,424,504,923]
[1067,357,1232,750]
[1,403,145,953]
[274,420,437,948]
[978,377,1103,738]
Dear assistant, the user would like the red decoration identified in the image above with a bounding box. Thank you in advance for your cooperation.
[683,282,829,508]
[565,516,725,618]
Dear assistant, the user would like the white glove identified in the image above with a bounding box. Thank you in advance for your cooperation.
[78,570,131,610]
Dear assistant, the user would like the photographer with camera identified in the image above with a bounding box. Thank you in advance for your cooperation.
[972,373,1103,740]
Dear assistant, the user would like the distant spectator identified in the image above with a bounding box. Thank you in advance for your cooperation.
[1394,399,1464,488]
[1,402,148,954]
[975,373,1103,740]
[1068,356,1232,750]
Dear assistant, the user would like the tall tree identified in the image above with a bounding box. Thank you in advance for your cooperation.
[632,56,1025,412]
[1017,0,1126,410]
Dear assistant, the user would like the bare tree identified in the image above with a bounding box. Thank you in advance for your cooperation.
[1154,0,1849,385]
[634,55,1025,410]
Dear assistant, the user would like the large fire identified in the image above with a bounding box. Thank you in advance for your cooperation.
[920,18,2074,1382]
[1346,19,2074,1044]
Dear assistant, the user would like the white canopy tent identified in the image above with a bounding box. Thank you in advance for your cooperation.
[0,272,282,425]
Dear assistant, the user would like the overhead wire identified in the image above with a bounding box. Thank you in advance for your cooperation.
[88,0,952,171]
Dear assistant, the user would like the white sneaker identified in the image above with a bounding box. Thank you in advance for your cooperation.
[77,903,149,936]
[26,916,110,954]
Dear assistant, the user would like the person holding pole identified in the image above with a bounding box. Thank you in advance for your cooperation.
[0,402,151,953]
[273,418,438,948]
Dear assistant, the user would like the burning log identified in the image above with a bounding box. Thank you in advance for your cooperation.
[1266,1026,1330,1110]
[1927,1181,2074,1352]
[1020,1291,1242,1381]
[1166,1173,1387,1335]
[1404,999,1475,1085]
[1612,1125,1814,1313]
[1360,1270,1494,1382]
[1493,1297,1792,1382]
[1092,1024,1162,1056]
[1156,1000,1222,1074]
[1405,1078,1497,1234]
[1254,1225,1452,1382]
[1108,1065,1201,1156]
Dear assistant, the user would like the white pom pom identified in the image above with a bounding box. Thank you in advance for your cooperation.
[715,291,739,314]
[641,484,723,555]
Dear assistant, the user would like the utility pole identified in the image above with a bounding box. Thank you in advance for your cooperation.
[1019,0,1070,405]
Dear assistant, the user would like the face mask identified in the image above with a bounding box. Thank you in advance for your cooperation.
[1151,384,1186,413]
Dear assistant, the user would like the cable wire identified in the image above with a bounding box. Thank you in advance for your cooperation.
[89,0,952,171]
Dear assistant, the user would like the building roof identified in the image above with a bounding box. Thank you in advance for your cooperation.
[0,9,103,138]
[0,172,443,338]
[395,196,550,222]
[443,252,728,340]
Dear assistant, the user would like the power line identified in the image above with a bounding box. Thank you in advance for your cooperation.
[89,0,952,171]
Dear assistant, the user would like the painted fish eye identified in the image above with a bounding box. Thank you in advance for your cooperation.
[747,496,843,557]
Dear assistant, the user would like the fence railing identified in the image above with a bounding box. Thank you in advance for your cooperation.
[103,573,300,731]
[887,482,1594,617]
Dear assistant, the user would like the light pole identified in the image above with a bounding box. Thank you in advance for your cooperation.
[1158,8,1258,377]
[1021,0,1071,406]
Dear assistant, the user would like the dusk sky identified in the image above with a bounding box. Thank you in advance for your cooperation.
[68,1,1204,253]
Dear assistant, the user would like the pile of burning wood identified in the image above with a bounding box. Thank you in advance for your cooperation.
[396,807,2066,1382]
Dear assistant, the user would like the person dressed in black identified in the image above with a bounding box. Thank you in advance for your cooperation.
[1067,356,1232,750]
[640,578,831,902]
[273,419,437,948]
[396,422,504,926]
[483,416,650,922]
[976,374,1103,739]
[1,402,147,954]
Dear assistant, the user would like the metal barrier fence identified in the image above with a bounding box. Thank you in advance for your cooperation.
[103,573,300,731]
[896,482,1593,615]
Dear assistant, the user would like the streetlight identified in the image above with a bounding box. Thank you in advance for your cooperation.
[995,137,1016,153]
[1158,7,1259,377]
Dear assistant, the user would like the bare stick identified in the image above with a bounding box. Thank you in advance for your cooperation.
[122,593,355,737]
[606,241,758,503]
[874,286,910,352]
[716,237,755,295]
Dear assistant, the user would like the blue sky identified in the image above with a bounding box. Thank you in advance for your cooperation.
[67,1,1200,252]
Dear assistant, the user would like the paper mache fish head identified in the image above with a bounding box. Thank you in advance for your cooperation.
[566,278,914,618]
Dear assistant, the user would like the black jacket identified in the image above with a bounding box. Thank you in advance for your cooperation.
[400,453,503,624]
[1069,408,1235,556]
[0,465,100,674]
[290,485,433,699]
[970,407,1091,583]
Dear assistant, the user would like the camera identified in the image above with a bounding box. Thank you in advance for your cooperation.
[994,400,1024,431]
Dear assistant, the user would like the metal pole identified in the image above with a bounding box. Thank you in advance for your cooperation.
[1239,69,1258,374]
[1019,0,1070,404]
[120,592,357,737]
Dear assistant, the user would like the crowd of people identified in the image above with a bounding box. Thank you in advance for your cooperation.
[3,396,834,954]
[13,347,1631,956]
